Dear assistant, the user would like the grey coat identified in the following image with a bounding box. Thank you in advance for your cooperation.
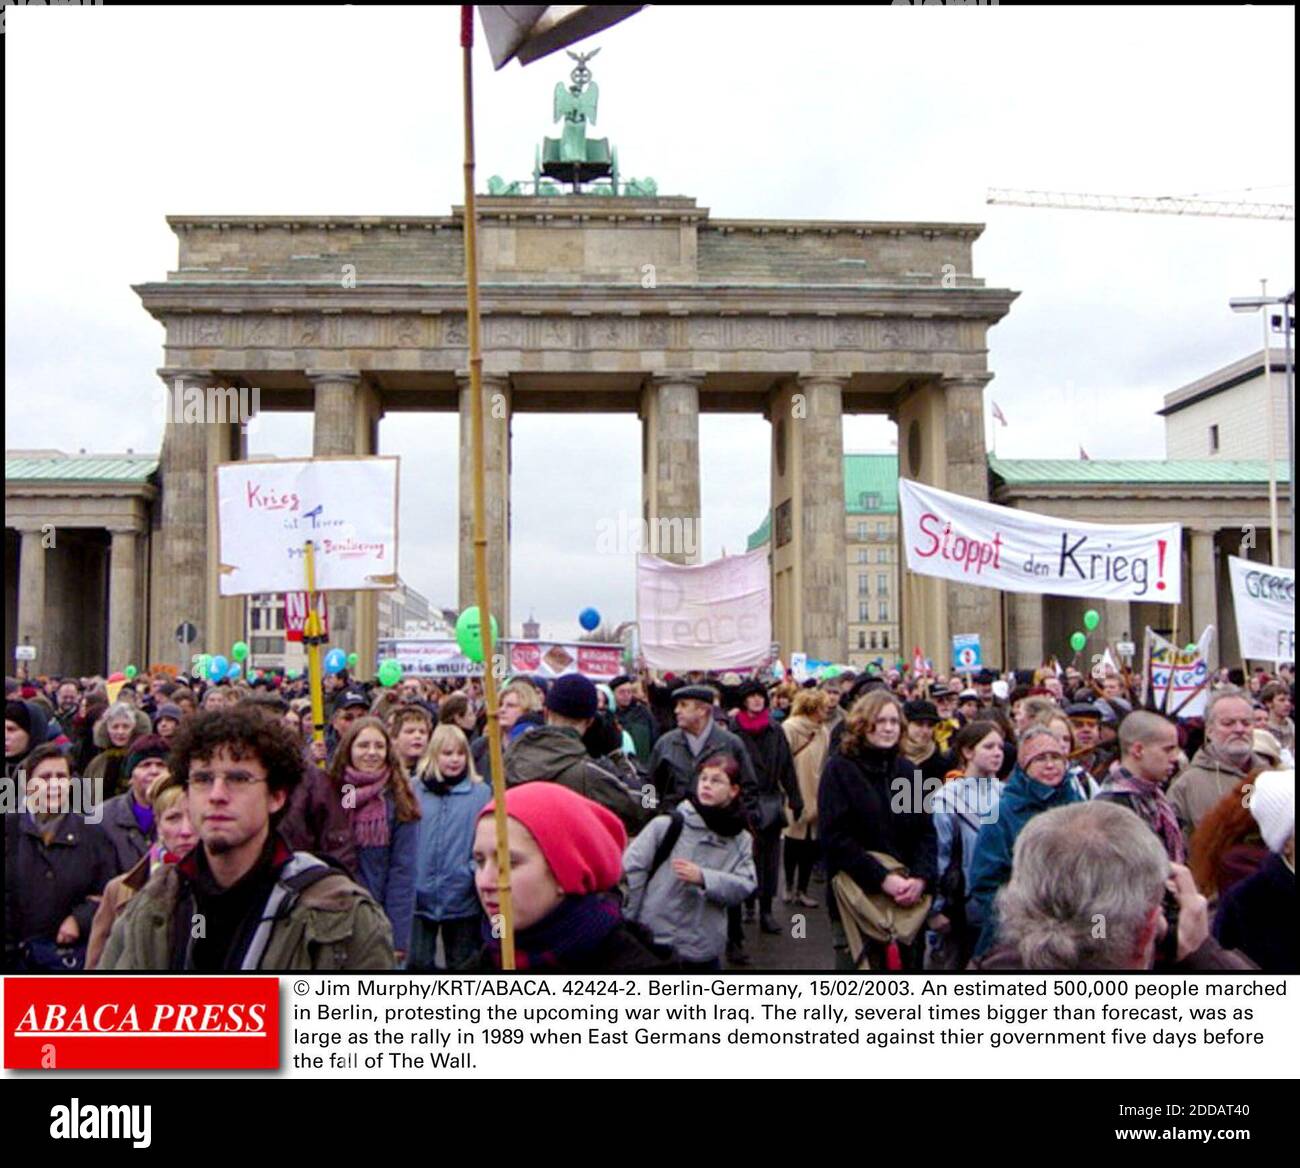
[99,793,154,877]
[623,803,756,963]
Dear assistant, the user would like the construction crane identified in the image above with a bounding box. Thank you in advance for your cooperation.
[987,188,1294,221]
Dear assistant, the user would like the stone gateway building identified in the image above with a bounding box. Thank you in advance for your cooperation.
[123,195,1018,671]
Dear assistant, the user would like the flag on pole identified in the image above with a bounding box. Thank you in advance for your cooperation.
[991,401,1008,427]
[1079,445,1091,460]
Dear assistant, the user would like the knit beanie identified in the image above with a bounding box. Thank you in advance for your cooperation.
[1018,726,1066,770]
[480,783,626,894]
[6,699,32,736]
[1249,769,1295,854]
[154,703,183,726]
[545,673,598,720]
[124,734,171,779]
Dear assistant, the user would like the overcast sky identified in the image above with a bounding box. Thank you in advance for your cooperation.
[5,5,1295,639]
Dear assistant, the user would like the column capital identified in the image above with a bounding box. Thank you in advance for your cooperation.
[106,524,144,538]
[938,372,995,390]
[645,372,705,389]
[15,525,48,539]
[158,367,215,386]
[305,369,362,387]
[794,372,848,389]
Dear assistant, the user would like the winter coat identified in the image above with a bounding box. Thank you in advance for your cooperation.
[969,765,1085,957]
[932,775,1003,923]
[278,762,358,878]
[818,744,938,896]
[782,715,829,841]
[85,851,153,970]
[1167,745,1269,840]
[99,845,394,971]
[505,725,651,835]
[99,792,154,876]
[616,701,659,759]
[624,803,756,962]
[352,794,417,955]
[729,714,803,829]
[5,812,118,954]
[465,919,674,973]
[645,722,761,825]
[1214,853,1296,973]
[413,775,492,922]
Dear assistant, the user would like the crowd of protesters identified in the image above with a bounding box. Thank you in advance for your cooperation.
[3,654,1294,974]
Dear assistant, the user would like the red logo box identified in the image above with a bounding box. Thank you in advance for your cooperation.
[4,978,279,1069]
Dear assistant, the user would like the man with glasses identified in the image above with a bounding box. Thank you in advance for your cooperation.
[1168,689,1272,842]
[100,707,393,970]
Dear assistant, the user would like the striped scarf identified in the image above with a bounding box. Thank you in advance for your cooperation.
[1104,767,1185,864]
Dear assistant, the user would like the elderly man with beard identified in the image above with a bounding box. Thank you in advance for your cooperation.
[1168,689,1272,842]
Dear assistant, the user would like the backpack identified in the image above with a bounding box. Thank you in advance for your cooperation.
[646,811,686,883]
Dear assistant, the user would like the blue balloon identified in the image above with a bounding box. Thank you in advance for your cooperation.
[324,648,347,675]
[227,662,242,680]
[209,655,229,681]
[579,607,601,632]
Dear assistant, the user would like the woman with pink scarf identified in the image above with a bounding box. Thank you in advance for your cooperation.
[327,716,419,966]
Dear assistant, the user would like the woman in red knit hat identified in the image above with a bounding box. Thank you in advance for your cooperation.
[467,784,672,972]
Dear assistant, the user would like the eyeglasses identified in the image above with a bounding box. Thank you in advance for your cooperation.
[187,772,267,790]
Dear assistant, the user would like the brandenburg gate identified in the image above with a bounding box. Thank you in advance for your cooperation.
[136,196,1016,672]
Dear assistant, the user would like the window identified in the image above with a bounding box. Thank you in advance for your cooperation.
[882,631,890,650]
[878,547,889,564]
[251,608,261,631]
[857,522,868,541]
[858,631,866,650]
[274,607,285,631]
[859,602,870,622]
[876,521,888,540]
[877,572,888,596]
[1209,424,1219,454]
[860,491,881,511]
[858,572,870,595]
[251,636,279,655]
[858,547,869,563]
[878,601,889,622]
[869,631,878,650]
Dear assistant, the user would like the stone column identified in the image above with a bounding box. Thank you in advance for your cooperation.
[155,369,214,672]
[16,528,46,672]
[107,527,140,673]
[896,375,1002,670]
[1009,591,1044,668]
[768,376,847,663]
[1189,528,1219,668]
[457,374,512,634]
[310,371,383,666]
[640,374,702,566]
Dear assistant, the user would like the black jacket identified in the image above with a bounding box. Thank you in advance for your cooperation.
[5,812,118,958]
[729,715,804,820]
[818,744,938,895]
[1214,852,1296,974]
[616,701,659,760]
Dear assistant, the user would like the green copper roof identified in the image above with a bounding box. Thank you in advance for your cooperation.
[748,453,898,548]
[5,454,159,483]
[990,457,1291,485]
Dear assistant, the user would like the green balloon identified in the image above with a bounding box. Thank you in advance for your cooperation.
[1083,609,1100,632]
[124,665,138,680]
[231,640,250,662]
[455,606,499,664]
[377,659,402,687]
[1185,643,1197,654]
[195,654,212,678]
[1070,632,1087,652]
[287,669,300,681]
[347,652,360,669]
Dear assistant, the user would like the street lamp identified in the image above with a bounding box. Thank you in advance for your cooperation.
[1230,286,1296,568]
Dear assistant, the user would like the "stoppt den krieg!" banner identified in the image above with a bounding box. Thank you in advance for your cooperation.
[899,479,1182,602]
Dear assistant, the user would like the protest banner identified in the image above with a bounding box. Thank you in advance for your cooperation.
[284,592,329,642]
[378,639,625,681]
[1226,556,1295,664]
[1141,625,1214,719]
[216,456,399,595]
[636,548,771,670]
[899,479,1181,602]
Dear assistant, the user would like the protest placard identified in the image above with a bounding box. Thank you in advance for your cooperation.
[1226,555,1295,663]
[216,457,399,596]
